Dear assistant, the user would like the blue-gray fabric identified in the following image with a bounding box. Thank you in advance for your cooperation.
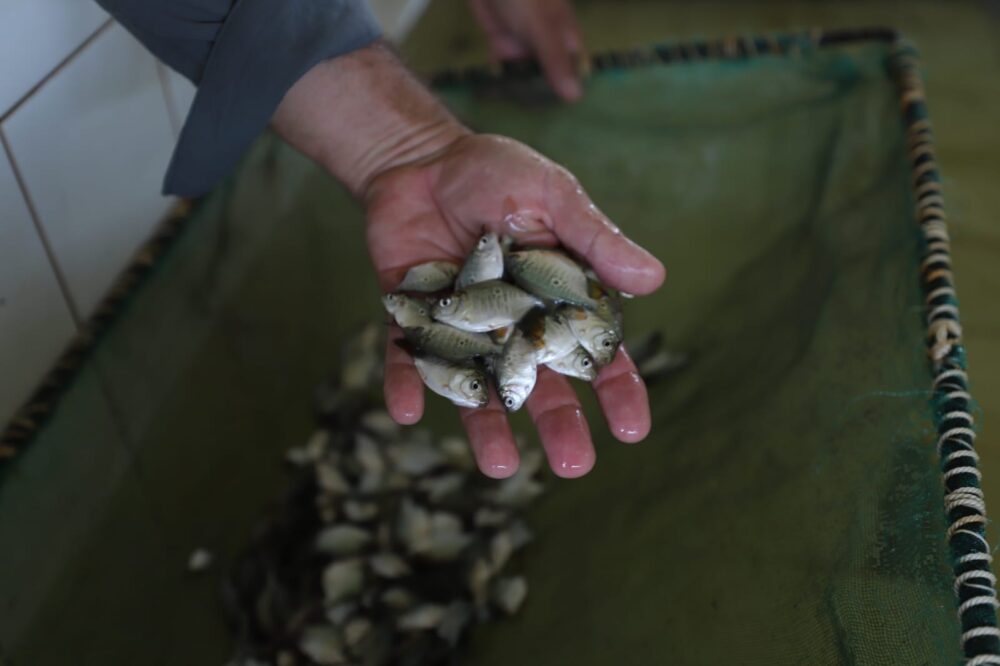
[98,0,382,196]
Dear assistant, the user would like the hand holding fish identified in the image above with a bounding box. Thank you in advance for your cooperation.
[365,133,666,479]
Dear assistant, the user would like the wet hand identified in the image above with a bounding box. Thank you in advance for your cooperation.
[365,134,665,479]
[469,0,586,101]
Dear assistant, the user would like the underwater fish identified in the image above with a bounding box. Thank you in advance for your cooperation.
[402,324,502,362]
[456,232,504,289]
[561,305,621,366]
[432,280,542,333]
[520,309,578,364]
[382,293,432,327]
[494,330,538,412]
[413,356,489,408]
[545,346,598,381]
[505,249,596,308]
[397,261,460,292]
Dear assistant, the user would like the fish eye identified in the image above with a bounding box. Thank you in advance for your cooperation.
[504,396,515,408]
[470,381,480,391]
[582,358,592,367]
[440,297,452,307]
[478,236,490,248]
[602,339,613,348]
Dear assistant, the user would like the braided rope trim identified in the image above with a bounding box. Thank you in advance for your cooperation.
[890,44,1000,663]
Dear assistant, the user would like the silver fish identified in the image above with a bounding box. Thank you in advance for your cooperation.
[521,310,578,364]
[495,330,537,411]
[432,280,542,333]
[403,324,502,362]
[546,346,598,381]
[505,249,596,308]
[413,356,489,408]
[382,293,431,327]
[397,261,459,292]
[561,305,621,366]
[456,232,503,289]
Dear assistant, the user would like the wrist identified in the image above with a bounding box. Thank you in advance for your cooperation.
[338,115,471,200]
[274,41,470,197]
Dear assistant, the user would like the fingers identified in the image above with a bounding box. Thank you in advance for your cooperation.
[548,173,666,296]
[526,9,582,101]
[526,367,595,478]
[459,385,520,478]
[593,347,651,443]
[552,0,585,63]
[384,326,425,425]
[468,0,528,60]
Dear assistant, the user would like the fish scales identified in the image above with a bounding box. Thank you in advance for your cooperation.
[403,324,501,362]
[432,281,541,333]
[506,250,596,308]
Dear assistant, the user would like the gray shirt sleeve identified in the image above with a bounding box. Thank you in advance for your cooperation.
[98,0,382,196]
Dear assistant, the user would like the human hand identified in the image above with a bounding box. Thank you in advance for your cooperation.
[468,0,586,101]
[273,43,663,478]
[365,134,665,478]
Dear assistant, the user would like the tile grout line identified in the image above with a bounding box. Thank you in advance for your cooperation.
[0,131,82,326]
[0,19,115,124]
[154,63,183,138]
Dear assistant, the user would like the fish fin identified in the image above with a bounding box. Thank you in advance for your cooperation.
[518,308,548,349]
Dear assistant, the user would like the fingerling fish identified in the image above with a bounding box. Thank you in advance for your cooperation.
[506,249,597,308]
[546,346,598,381]
[402,324,502,362]
[495,330,538,412]
[561,305,621,366]
[397,261,459,292]
[432,280,542,333]
[456,232,503,289]
[413,356,489,408]
[382,293,431,327]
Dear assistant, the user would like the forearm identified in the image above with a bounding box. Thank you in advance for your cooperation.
[272,41,471,198]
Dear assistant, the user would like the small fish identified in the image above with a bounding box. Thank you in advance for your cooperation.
[521,310,578,364]
[397,261,459,292]
[456,232,504,289]
[432,280,542,333]
[546,346,598,381]
[495,330,538,411]
[402,324,501,362]
[413,356,489,408]
[561,305,621,366]
[588,279,624,339]
[382,293,431,327]
[506,249,596,308]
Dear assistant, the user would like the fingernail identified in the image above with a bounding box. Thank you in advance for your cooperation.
[559,78,583,101]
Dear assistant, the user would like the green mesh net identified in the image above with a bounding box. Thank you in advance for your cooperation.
[0,31,992,666]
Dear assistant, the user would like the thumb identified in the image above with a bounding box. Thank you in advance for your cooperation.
[548,172,665,295]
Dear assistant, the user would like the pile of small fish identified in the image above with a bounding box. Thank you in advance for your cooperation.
[224,323,546,666]
[384,233,626,411]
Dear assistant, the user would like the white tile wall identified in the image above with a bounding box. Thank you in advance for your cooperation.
[158,64,196,138]
[0,0,108,114]
[3,24,177,317]
[0,151,76,425]
[0,1,430,428]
